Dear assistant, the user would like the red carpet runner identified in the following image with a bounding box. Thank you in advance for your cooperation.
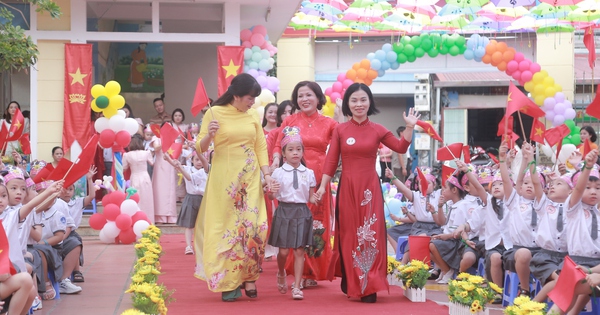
[158,234,449,314]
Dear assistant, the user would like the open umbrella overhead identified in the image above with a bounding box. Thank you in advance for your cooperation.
[477,3,529,21]
[311,0,348,11]
[539,0,585,5]
[490,0,535,7]
[530,2,577,18]
[395,0,439,18]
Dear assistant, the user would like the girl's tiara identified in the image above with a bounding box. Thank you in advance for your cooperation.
[3,165,24,183]
[189,123,199,132]
[447,175,464,191]
[35,180,54,191]
[460,164,475,187]
[144,124,152,133]
[477,166,493,185]
[572,164,600,185]
[281,126,302,147]
[418,167,436,184]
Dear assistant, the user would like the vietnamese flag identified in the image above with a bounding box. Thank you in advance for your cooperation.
[217,46,245,96]
[586,86,600,120]
[530,119,546,143]
[18,134,31,155]
[5,108,24,142]
[545,124,571,147]
[0,124,7,154]
[502,131,520,149]
[160,123,180,154]
[416,120,443,143]
[437,143,463,161]
[63,44,93,153]
[505,82,545,118]
[191,78,210,117]
[416,167,429,196]
[548,256,586,312]
[32,163,54,184]
[497,115,514,137]
[584,26,596,69]
[47,135,99,187]
[167,142,183,160]
[462,145,471,163]
[0,220,17,275]
[150,124,161,138]
[584,138,593,157]
[441,164,456,187]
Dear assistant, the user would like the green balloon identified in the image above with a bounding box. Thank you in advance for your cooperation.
[403,44,415,56]
[414,47,425,58]
[407,55,417,63]
[449,46,460,56]
[459,46,467,54]
[397,53,408,64]
[564,119,576,133]
[392,42,404,54]
[96,96,109,109]
[445,37,456,47]
[427,48,439,58]
[401,36,411,45]
[410,36,421,47]
[570,134,581,145]
[430,34,442,46]
[455,35,466,47]
[420,39,433,51]
[562,137,571,145]
[439,45,449,55]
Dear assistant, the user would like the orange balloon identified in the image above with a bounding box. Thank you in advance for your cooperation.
[346,69,357,80]
[491,51,503,65]
[496,42,508,52]
[485,40,497,55]
[360,59,370,69]
[355,79,365,84]
[352,63,360,71]
[357,68,368,80]
[497,61,507,71]
[502,50,515,62]
[482,55,492,64]
[367,69,378,80]
[364,78,373,86]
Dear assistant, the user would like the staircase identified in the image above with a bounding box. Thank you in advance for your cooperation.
[77,203,186,237]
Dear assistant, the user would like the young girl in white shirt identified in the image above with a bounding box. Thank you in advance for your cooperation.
[268,127,317,300]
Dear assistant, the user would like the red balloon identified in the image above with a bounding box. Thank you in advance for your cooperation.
[115,130,131,148]
[111,191,127,207]
[118,228,137,244]
[99,130,116,148]
[131,211,148,223]
[101,194,113,206]
[115,213,133,231]
[103,204,120,221]
[129,193,140,203]
[89,213,107,230]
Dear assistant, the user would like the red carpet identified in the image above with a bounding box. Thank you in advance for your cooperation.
[158,234,449,315]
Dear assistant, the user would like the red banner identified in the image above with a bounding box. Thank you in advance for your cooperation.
[64,44,93,153]
[217,46,245,96]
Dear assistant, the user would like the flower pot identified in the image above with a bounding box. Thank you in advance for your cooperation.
[387,274,402,287]
[448,302,489,315]
[404,287,426,302]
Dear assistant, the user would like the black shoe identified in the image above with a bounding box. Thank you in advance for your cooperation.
[341,276,348,295]
[428,269,441,280]
[243,281,258,298]
[360,293,377,303]
[492,297,502,304]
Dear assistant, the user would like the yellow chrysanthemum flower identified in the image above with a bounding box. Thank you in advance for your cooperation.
[471,300,480,308]
[461,282,476,291]
[457,272,471,279]
[121,308,148,315]
[469,307,477,314]
[488,282,502,294]
[513,295,529,306]
[460,291,468,298]
[468,275,485,284]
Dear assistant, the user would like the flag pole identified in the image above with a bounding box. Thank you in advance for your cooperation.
[444,143,459,160]
[40,158,80,206]
[517,111,528,143]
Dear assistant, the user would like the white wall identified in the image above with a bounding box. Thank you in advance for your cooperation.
[371,96,408,134]
[10,70,31,109]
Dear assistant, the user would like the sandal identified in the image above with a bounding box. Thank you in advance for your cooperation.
[243,281,258,298]
[184,246,194,255]
[72,271,84,283]
[277,272,287,294]
[42,282,56,300]
[303,279,318,288]
[291,287,304,300]
[518,288,531,297]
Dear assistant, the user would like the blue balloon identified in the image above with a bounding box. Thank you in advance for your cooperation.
[385,51,397,63]
[366,52,376,60]
[370,59,382,70]
[381,61,391,71]
[377,69,386,77]
[464,49,474,60]
[474,46,486,58]
[374,49,386,61]
[474,56,482,62]
[390,61,400,70]
[466,39,477,50]
[387,199,402,217]
[381,183,388,193]
[382,43,393,52]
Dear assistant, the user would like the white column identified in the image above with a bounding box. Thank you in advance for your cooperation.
[71,0,87,43]
[152,1,159,34]
[223,2,240,45]
[29,6,38,158]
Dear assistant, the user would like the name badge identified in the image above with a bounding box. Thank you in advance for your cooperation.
[346,137,356,145]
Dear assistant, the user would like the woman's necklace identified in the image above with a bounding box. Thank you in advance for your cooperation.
[301,112,319,127]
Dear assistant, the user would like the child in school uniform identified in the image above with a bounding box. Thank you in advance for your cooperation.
[268,126,317,300]
[164,151,208,255]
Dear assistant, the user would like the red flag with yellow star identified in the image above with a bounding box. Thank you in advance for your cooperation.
[545,124,570,147]
[217,46,245,96]
[416,167,429,196]
[586,86,600,120]
[505,82,545,118]
[441,164,456,187]
[497,115,513,137]
[436,143,463,161]
[530,119,546,143]
[63,44,93,153]
[416,120,443,143]
[0,220,17,275]
[167,142,183,160]
[5,108,24,142]
[160,123,180,154]
[18,133,31,155]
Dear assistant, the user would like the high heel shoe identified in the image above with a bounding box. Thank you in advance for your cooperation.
[277,272,287,294]
[243,281,258,298]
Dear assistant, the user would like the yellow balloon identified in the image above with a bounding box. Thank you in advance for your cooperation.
[524,81,534,92]
[544,87,556,98]
[103,107,118,119]
[325,95,331,104]
[533,84,545,96]
[543,76,555,87]
[91,85,105,98]
[531,72,545,85]
[534,95,545,106]
[322,104,335,118]
[91,99,101,112]
[554,84,562,92]
[110,95,125,109]
[104,81,121,98]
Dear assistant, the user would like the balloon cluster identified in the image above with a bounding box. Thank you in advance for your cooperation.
[241,25,279,94]
[94,109,139,149]
[541,92,577,127]
[561,120,581,145]
[464,34,489,62]
[322,96,336,118]
[88,190,151,244]
[91,81,126,119]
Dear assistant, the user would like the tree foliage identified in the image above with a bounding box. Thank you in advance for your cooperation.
[0,0,61,72]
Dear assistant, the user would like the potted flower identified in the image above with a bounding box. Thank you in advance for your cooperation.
[447,273,503,315]
[504,296,547,315]
[397,259,429,302]
[387,255,402,286]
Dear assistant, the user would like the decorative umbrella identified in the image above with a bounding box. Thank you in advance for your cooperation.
[289,12,333,31]
[395,0,439,18]
[299,8,340,22]
[373,20,424,33]
[477,3,529,21]
[332,21,372,33]
[426,15,470,30]
[341,13,384,23]
[539,0,585,5]
[311,0,348,11]
[445,0,491,9]
[566,7,600,22]
[490,0,536,8]
[303,2,344,16]
[386,8,433,26]
[438,4,481,15]
[529,3,577,19]
[470,16,513,30]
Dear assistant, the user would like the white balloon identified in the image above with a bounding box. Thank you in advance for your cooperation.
[117,110,127,118]
[109,115,126,132]
[541,141,554,158]
[133,220,150,237]
[557,144,576,164]
[120,199,140,216]
[102,221,120,239]
[389,187,398,197]
[98,230,115,244]
[259,89,275,105]
[94,117,109,133]
[124,118,139,135]
[255,106,265,122]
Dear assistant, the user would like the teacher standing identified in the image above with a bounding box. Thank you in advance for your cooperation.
[194,73,271,302]
[316,83,417,303]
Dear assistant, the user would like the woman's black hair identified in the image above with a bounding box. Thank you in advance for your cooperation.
[213,73,261,106]
[262,103,279,128]
[277,100,293,126]
[290,81,326,111]
[123,104,135,118]
[341,83,380,117]
[4,101,21,123]
[52,146,63,155]
[172,108,185,123]
[581,125,598,143]
[129,134,145,151]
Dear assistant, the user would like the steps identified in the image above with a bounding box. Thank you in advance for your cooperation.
[77,203,186,237]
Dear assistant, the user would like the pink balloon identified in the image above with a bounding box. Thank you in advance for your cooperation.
[242,41,252,48]
[337,73,347,82]
[330,92,341,102]
[342,79,354,89]
[332,82,343,93]
[324,87,332,96]
[529,62,541,74]
[250,33,265,47]
[518,60,530,72]
[520,70,533,83]
[514,52,525,62]
[512,70,522,81]
[253,25,267,36]
[240,29,252,41]
[507,60,519,73]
